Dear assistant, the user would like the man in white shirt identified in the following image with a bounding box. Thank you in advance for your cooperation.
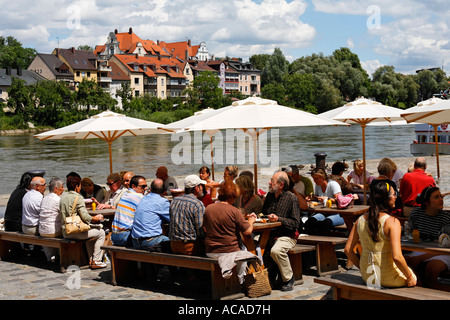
[22,176,46,235]
[39,177,65,262]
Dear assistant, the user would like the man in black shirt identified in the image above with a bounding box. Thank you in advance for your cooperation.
[262,171,301,291]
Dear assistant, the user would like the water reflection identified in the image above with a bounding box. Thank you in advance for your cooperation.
[0,125,416,195]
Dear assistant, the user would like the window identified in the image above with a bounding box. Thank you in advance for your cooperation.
[135,90,140,97]
[134,65,139,71]
[87,72,90,77]
[134,78,139,84]
[161,91,165,98]
[161,78,164,86]
[76,71,80,77]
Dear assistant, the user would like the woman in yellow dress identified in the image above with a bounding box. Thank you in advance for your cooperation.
[345,180,417,288]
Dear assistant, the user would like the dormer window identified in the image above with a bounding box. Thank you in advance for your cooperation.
[134,65,139,72]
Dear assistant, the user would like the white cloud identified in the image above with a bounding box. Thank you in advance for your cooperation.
[347,38,354,49]
[312,0,450,74]
[0,0,316,61]
[361,59,384,78]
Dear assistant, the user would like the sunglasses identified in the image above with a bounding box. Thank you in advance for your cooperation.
[106,181,118,186]
[138,184,148,189]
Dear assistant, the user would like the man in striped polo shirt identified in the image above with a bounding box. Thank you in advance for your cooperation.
[169,175,206,256]
[111,175,147,246]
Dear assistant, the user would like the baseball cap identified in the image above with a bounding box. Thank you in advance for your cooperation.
[184,175,207,188]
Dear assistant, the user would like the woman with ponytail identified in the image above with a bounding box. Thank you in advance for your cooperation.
[345,180,417,288]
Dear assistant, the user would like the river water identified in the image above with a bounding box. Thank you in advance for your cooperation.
[0,124,416,198]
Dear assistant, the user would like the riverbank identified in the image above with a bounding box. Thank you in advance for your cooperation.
[1,155,449,209]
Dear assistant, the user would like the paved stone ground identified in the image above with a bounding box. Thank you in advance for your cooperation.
[0,248,338,301]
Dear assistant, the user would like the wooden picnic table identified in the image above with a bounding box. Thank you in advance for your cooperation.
[241,221,281,258]
[88,208,116,246]
[307,204,370,232]
[401,239,450,255]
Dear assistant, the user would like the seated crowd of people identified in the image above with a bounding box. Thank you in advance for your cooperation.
[3,156,449,293]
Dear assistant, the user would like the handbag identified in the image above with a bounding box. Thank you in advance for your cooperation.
[336,194,354,209]
[65,195,90,235]
[243,261,272,298]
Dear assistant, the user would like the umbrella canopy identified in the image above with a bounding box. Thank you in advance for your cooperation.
[320,97,405,204]
[401,97,450,179]
[35,110,167,174]
[161,108,225,180]
[183,97,348,192]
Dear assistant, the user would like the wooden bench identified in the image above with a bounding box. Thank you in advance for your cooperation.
[288,244,316,285]
[0,230,91,272]
[101,245,258,300]
[314,270,450,300]
[297,235,348,276]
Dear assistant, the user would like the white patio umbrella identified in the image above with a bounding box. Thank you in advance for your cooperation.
[183,97,348,192]
[320,97,405,203]
[401,97,450,179]
[161,108,224,180]
[35,110,167,174]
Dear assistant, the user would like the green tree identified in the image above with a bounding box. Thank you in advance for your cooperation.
[77,45,93,51]
[261,82,286,105]
[184,71,223,110]
[31,80,73,126]
[116,82,133,111]
[282,73,318,110]
[76,78,115,112]
[416,70,438,101]
[261,48,289,87]
[249,54,271,71]
[6,77,33,120]
[0,36,36,69]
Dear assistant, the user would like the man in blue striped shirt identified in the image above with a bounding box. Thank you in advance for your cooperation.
[169,175,206,255]
[111,175,147,246]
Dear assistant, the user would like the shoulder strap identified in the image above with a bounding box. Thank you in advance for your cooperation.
[70,195,79,217]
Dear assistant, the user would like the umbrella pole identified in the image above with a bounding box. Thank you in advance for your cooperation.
[253,132,258,194]
[361,124,367,205]
[108,141,113,174]
[210,136,215,181]
[433,125,440,180]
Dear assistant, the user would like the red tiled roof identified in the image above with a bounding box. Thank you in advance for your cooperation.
[113,55,185,79]
[159,41,199,60]
[108,61,129,81]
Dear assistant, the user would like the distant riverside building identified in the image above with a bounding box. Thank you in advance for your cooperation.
[0,67,45,107]
[27,53,75,89]
[26,27,261,107]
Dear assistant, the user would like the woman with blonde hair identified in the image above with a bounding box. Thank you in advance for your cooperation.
[347,159,372,190]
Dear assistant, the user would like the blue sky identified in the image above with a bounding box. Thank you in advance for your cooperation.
[1,0,450,77]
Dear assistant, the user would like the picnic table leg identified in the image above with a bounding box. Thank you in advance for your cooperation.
[59,242,86,272]
[210,264,244,300]
[316,243,340,276]
[0,239,14,260]
[288,252,304,285]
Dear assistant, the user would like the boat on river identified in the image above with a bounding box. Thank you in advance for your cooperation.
[410,123,450,155]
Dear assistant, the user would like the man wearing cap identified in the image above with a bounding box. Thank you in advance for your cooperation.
[169,175,206,255]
